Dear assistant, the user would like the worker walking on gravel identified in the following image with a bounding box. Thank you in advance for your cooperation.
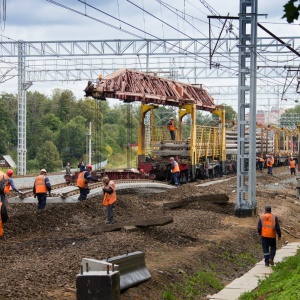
[170,157,180,187]
[167,117,176,140]
[257,205,281,267]
[289,157,296,176]
[33,169,51,211]
[0,169,22,205]
[102,176,117,224]
[0,201,8,238]
[77,164,98,201]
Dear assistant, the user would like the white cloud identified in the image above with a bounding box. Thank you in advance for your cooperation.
[0,0,298,109]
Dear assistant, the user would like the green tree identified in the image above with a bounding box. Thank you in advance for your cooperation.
[56,116,88,164]
[283,0,300,23]
[27,91,51,160]
[0,95,18,154]
[223,105,237,122]
[36,141,61,172]
[52,89,76,122]
[41,113,62,131]
[279,105,300,128]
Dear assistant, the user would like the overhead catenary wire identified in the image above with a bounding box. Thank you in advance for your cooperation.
[0,0,297,101]
[14,0,294,91]
[122,0,296,90]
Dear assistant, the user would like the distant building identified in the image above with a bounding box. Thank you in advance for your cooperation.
[0,155,17,169]
[246,107,285,126]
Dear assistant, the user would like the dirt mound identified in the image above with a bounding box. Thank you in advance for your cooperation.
[1,166,300,300]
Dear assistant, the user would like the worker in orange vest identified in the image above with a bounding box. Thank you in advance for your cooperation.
[0,201,8,238]
[167,117,176,140]
[33,169,51,210]
[289,157,296,176]
[102,176,117,224]
[170,157,180,187]
[0,169,22,205]
[266,155,274,175]
[257,205,281,266]
[77,164,98,201]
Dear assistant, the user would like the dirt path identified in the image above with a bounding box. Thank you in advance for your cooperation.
[1,166,300,300]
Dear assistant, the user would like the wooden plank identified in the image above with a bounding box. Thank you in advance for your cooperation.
[163,193,229,209]
[83,216,173,233]
[256,190,278,198]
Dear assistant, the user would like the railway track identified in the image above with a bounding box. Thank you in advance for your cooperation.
[8,179,175,204]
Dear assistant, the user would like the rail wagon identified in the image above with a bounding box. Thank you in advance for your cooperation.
[81,69,298,184]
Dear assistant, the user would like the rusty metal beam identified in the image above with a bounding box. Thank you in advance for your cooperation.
[84,69,216,112]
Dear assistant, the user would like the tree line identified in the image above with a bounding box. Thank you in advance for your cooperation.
[1,89,236,173]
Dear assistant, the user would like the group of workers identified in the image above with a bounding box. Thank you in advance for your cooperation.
[256,155,297,176]
[76,162,117,224]
[0,162,118,237]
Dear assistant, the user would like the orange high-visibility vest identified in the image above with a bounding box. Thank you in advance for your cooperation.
[35,175,48,193]
[290,160,296,168]
[260,213,276,238]
[103,181,117,206]
[168,120,175,131]
[0,202,3,237]
[77,171,88,188]
[266,157,274,167]
[1,174,11,194]
[173,161,180,173]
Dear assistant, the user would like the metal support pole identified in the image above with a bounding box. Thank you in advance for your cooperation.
[88,122,92,165]
[17,40,27,175]
[235,0,258,217]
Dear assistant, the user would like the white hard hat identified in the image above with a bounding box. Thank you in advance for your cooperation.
[40,169,47,173]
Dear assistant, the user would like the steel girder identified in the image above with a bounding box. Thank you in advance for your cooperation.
[0,37,299,83]
[84,69,216,111]
[0,37,299,56]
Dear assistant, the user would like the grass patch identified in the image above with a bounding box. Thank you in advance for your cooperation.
[239,249,300,300]
[221,251,257,268]
[162,269,223,300]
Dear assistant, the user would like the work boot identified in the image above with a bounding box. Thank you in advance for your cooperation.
[269,258,274,265]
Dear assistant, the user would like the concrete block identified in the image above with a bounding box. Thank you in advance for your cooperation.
[76,271,120,300]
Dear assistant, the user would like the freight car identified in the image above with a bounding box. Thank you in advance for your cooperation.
[137,121,298,183]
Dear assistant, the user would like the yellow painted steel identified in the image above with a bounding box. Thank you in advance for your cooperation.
[139,104,225,167]
[212,108,226,162]
[138,104,157,157]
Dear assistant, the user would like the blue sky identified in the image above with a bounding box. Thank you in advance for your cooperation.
[0,0,299,110]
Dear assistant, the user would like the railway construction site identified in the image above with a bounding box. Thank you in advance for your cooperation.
[1,166,300,300]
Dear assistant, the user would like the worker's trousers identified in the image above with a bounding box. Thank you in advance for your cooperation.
[261,236,276,264]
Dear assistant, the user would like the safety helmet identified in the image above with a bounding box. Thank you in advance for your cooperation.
[170,117,174,120]
[86,164,92,170]
[40,169,47,173]
[7,169,13,177]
